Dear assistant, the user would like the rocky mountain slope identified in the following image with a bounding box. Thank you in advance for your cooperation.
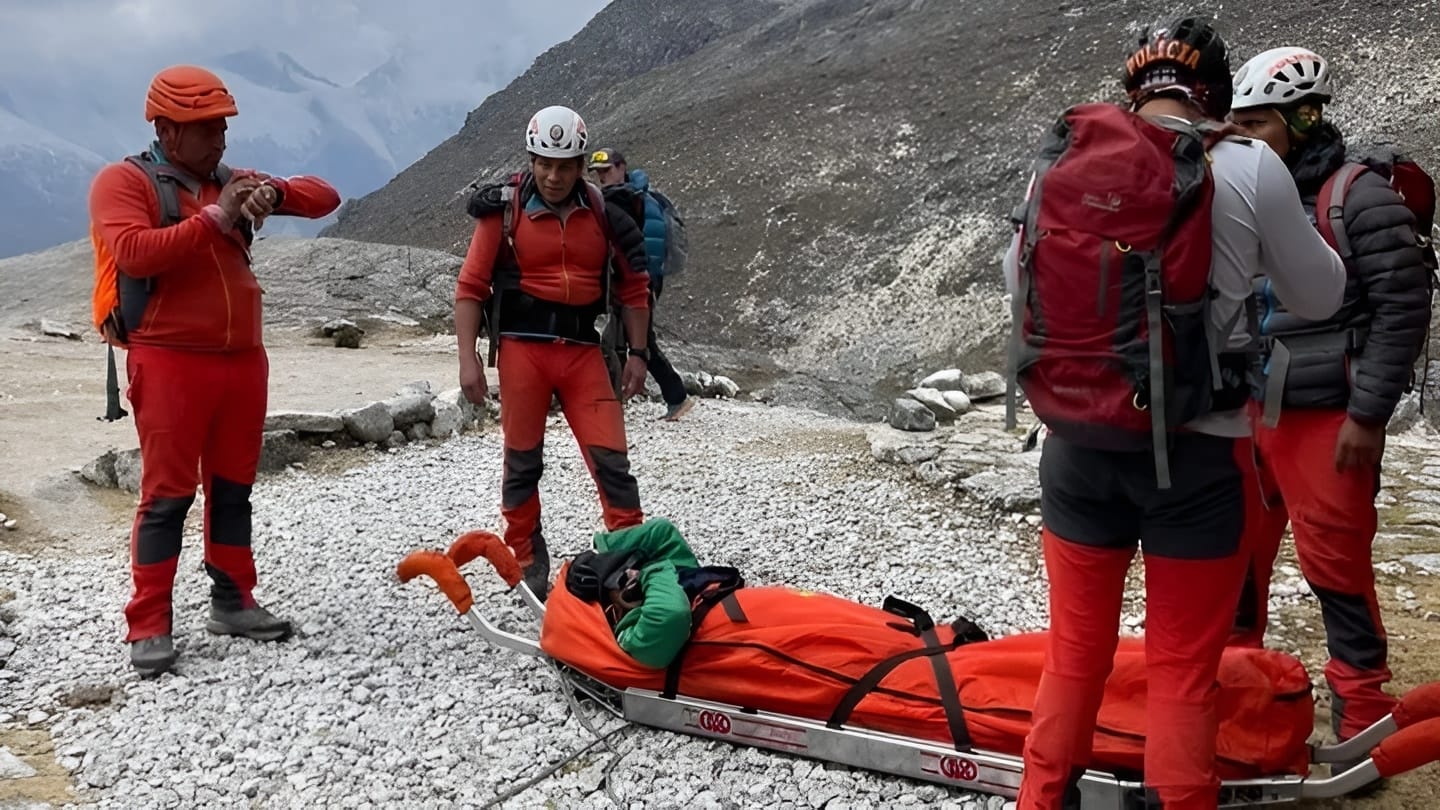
[0,237,462,335]
[324,0,1440,417]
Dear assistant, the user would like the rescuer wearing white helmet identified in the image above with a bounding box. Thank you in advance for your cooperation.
[453,105,655,600]
[1228,46,1433,764]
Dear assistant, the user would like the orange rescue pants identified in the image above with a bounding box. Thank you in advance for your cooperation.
[1232,406,1394,740]
[496,338,643,563]
[123,345,268,641]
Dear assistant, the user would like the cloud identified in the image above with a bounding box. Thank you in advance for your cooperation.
[0,0,610,92]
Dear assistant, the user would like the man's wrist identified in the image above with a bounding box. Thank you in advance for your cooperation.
[626,347,650,361]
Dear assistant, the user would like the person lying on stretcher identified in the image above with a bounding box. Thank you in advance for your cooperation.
[561,518,740,669]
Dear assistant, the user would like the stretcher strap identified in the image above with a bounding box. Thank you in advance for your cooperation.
[920,624,972,752]
[825,627,973,752]
[662,589,746,700]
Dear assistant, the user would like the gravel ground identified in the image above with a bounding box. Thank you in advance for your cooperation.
[1,397,1048,809]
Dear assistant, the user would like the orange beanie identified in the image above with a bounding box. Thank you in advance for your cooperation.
[144,65,238,123]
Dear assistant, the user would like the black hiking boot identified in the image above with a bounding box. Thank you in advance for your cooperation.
[523,534,551,603]
[206,604,294,642]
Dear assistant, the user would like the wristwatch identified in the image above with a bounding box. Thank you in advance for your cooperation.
[627,347,651,362]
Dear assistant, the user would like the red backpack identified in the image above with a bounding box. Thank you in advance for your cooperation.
[1316,150,1437,272]
[1004,103,1233,488]
[1316,151,1438,400]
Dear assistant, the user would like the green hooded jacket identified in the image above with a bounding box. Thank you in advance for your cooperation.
[593,518,698,669]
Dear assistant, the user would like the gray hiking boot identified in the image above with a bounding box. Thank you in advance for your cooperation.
[523,534,552,603]
[207,604,294,642]
[130,635,177,677]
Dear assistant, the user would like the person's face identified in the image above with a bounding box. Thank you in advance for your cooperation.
[593,164,625,187]
[156,117,228,176]
[532,155,583,204]
[602,569,643,625]
[1229,107,1291,160]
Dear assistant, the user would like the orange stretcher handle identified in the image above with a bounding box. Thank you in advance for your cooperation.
[446,531,523,589]
[396,549,474,614]
[1373,716,1440,779]
[1394,681,1440,729]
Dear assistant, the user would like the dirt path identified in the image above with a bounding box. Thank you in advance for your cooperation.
[0,326,470,559]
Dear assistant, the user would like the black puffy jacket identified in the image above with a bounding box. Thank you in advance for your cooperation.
[1252,123,1431,425]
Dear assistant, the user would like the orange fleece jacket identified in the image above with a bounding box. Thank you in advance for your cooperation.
[89,161,340,351]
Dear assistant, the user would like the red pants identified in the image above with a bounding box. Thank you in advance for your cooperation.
[124,345,268,641]
[1020,435,1257,809]
[497,339,643,563]
[1231,407,1394,739]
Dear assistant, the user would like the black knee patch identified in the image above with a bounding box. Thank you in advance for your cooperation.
[208,476,253,548]
[502,445,544,509]
[1312,584,1388,671]
[588,446,640,510]
[135,495,195,565]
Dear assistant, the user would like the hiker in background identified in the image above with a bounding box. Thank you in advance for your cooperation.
[1226,46,1434,754]
[590,147,694,421]
[1004,16,1346,809]
[88,65,341,676]
[454,106,653,601]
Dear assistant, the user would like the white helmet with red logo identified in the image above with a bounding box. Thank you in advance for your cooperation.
[1232,47,1334,111]
[525,105,588,158]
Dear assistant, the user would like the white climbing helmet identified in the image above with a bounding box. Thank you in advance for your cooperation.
[1232,47,1333,111]
[524,105,588,158]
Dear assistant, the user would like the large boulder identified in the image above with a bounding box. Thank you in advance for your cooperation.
[263,411,344,434]
[80,450,119,489]
[384,394,435,430]
[342,402,394,444]
[435,387,482,433]
[919,369,966,392]
[257,430,308,473]
[889,398,936,432]
[114,449,143,494]
[906,387,956,422]
[962,372,1007,401]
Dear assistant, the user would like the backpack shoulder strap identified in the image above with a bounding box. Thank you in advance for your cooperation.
[500,171,528,246]
[1316,162,1369,263]
[124,154,183,227]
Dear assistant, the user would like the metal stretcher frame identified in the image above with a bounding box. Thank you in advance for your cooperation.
[397,537,1440,809]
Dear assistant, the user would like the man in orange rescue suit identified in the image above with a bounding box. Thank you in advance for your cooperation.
[88,65,341,676]
[454,105,653,601]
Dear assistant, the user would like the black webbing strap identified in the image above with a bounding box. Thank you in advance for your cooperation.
[661,587,745,700]
[826,597,974,751]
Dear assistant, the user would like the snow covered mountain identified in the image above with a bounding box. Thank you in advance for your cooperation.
[0,47,474,258]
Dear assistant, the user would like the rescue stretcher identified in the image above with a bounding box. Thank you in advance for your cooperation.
[397,532,1440,808]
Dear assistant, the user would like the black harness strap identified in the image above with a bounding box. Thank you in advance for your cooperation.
[661,586,745,700]
[826,597,976,751]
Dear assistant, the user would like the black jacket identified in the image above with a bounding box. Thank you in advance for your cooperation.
[1253,123,1431,425]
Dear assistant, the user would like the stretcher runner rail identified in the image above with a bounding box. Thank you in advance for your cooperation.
[397,536,1440,808]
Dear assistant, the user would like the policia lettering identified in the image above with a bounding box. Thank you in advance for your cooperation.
[1124,38,1204,76]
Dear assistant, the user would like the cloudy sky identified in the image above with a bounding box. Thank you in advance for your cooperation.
[0,0,610,111]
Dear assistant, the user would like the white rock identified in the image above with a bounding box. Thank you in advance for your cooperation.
[919,369,966,391]
[941,390,973,415]
[0,747,37,779]
[264,411,344,434]
[430,398,462,438]
[25,709,48,725]
[961,372,1007,401]
[906,388,956,422]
